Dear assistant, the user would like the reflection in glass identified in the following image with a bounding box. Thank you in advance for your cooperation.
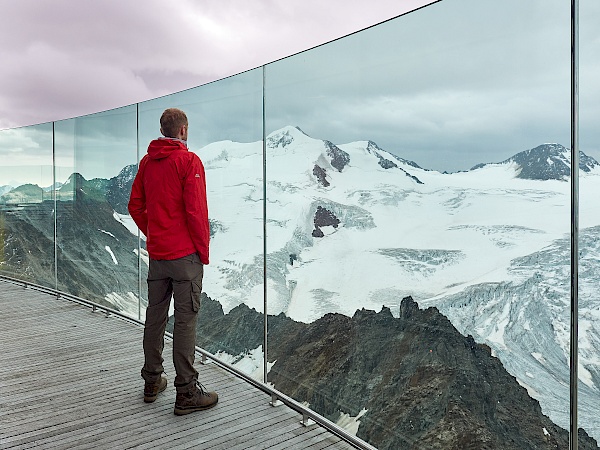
[139,69,265,378]
[54,106,140,316]
[264,0,594,448]
[0,123,55,287]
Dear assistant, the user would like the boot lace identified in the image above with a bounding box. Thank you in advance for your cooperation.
[194,381,212,397]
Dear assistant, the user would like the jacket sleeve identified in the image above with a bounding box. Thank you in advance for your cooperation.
[183,154,210,265]
[127,160,149,237]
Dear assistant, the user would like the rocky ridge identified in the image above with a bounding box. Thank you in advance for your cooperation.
[471,143,599,180]
[172,295,598,450]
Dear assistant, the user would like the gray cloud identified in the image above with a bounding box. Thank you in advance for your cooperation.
[262,0,600,171]
[0,0,430,129]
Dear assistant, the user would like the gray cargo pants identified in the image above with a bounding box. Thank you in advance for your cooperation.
[141,252,203,393]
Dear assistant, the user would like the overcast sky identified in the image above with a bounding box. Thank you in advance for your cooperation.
[0,0,432,130]
[1,0,599,183]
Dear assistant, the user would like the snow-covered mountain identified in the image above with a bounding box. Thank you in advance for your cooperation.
[472,142,600,180]
[200,127,586,319]
[193,126,600,441]
[42,182,63,192]
[0,184,14,196]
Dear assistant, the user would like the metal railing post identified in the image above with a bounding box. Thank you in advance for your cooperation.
[262,64,269,385]
[53,121,58,292]
[570,0,579,449]
[136,102,142,322]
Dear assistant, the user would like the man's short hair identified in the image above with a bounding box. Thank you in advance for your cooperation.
[160,108,188,138]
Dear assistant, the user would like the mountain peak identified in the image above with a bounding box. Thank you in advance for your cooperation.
[472,143,600,180]
[266,126,312,149]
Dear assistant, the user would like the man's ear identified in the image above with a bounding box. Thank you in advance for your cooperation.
[160,127,165,137]
[179,124,188,140]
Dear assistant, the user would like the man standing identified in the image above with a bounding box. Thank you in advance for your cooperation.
[128,108,218,415]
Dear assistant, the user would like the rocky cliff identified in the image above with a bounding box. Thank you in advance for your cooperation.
[0,182,142,308]
[181,295,598,450]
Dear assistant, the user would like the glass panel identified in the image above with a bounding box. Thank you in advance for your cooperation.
[265,0,583,448]
[138,69,265,378]
[0,123,54,287]
[578,0,600,445]
[54,105,139,316]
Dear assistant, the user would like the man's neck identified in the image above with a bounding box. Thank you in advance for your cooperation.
[159,136,188,147]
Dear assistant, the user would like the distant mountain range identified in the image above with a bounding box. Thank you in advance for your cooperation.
[0,166,134,212]
[1,127,599,445]
[1,137,591,207]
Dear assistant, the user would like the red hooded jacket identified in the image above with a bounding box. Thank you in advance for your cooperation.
[128,138,210,264]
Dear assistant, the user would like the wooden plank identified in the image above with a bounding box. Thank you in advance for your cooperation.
[94,394,268,449]
[324,440,360,449]
[168,406,300,450]
[41,393,268,449]
[130,400,290,449]
[209,417,323,450]
[2,366,251,441]
[265,428,332,449]
[0,280,357,450]
[220,417,306,450]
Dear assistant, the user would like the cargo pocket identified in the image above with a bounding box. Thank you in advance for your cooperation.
[191,281,202,312]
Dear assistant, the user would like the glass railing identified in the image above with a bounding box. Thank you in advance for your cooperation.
[0,123,54,287]
[579,0,600,445]
[0,1,598,448]
[54,106,139,311]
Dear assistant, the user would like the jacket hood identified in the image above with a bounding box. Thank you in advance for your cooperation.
[147,137,188,160]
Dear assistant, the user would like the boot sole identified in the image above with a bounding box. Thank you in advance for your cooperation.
[173,400,218,415]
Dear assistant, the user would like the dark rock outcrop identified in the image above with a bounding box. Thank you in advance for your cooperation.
[378,156,398,169]
[311,228,325,238]
[324,140,350,172]
[366,141,398,169]
[181,295,599,450]
[314,205,340,228]
[401,168,425,184]
[364,141,424,184]
[312,205,340,237]
[367,141,422,170]
[312,164,330,187]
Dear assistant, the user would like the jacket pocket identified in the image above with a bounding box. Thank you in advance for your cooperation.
[191,281,202,312]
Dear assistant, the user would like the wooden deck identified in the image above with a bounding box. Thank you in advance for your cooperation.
[0,281,357,449]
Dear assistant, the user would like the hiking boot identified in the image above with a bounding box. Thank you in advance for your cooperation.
[144,373,167,403]
[174,382,218,415]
